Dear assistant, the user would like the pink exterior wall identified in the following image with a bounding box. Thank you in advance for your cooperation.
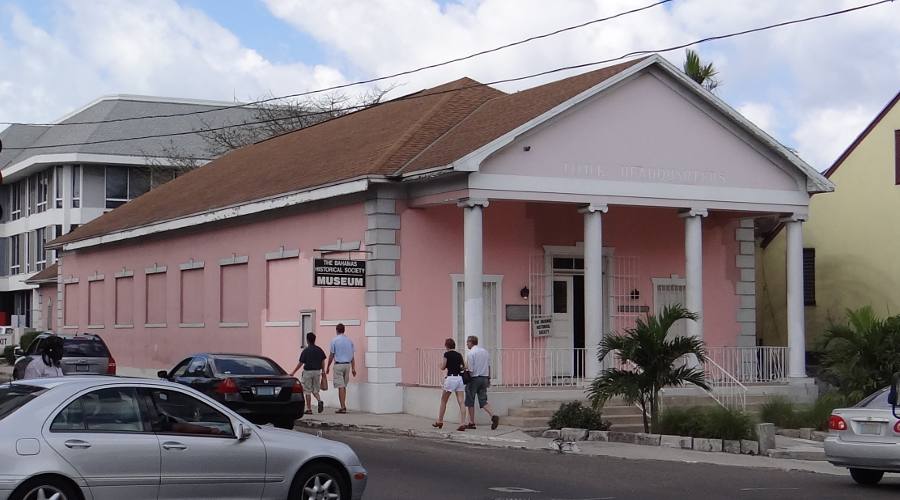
[60,199,368,376]
[396,200,742,384]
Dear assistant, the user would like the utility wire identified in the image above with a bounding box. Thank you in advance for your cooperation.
[2,0,893,152]
[0,0,673,127]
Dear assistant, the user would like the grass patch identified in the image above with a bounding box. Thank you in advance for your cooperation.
[658,406,755,440]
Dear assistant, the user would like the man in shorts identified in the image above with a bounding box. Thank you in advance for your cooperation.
[290,332,327,414]
[465,335,500,430]
[325,323,356,413]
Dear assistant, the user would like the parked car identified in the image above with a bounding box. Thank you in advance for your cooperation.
[0,376,366,500]
[12,333,116,380]
[159,353,304,429]
[824,386,900,485]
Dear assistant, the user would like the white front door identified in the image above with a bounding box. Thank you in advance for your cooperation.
[550,276,574,377]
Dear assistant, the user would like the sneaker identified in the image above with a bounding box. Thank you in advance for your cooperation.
[491,415,499,430]
[317,401,324,413]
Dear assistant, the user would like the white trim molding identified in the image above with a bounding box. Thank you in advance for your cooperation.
[87,273,105,282]
[219,322,249,328]
[145,264,167,275]
[265,321,300,328]
[265,247,300,261]
[319,319,361,327]
[179,259,204,271]
[179,322,205,328]
[144,323,167,328]
[218,255,249,266]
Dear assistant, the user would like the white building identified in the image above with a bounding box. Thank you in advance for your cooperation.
[0,95,255,329]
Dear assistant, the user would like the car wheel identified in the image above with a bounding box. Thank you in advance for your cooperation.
[289,463,349,500]
[12,476,80,500]
[276,417,297,429]
[849,468,884,485]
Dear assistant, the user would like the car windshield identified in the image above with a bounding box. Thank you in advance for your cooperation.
[213,356,283,375]
[856,387,892,409]
[0,384,46,420]
[63,338,109,358]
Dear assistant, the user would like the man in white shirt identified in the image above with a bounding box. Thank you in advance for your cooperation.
[22,336,65,379]
[464,335,499,430]
[325,323,356,413]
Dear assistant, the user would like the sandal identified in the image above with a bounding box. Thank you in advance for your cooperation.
[317,401,324,413]
[467,423,476,429]
[304,410,313,415]
[432,422,443,429]
[457,425,467,432]
[336,408,347,414]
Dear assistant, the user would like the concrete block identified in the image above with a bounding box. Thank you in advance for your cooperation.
[660,435,692,449]
[811,431,828,442]
[735,281,755,295]
[542,429,561,439]
[798,428,814,440]
[740,268,756,282]
[736,255,755,269]
[365,290,396,306]
[739,294,756,309]
[723,440,741,454]
[779,428,801,438]
[365,321,396,337]
[365,260,397,277]
[371,245,401,261]
[740,241,755,255]
[736,334,757,347]
[560,428,588,441]
[365,198,396,215]
[741,440,759,455]
[367,306,402,322]
[366,367,401,384]
[635,433,661,446]
[365,352,396,368]
[608,432,637,444]
[365,229,396,245]
[692,438,722,452]
[737,309,756,323]
[587,430,609,442]
[757,423,776,452]
[367,214,400,230]
[370,275,401,291]
[740,218,755,228]
[735,228,754,242]
[367,336,402,353]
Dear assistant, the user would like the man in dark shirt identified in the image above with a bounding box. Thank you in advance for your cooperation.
[290,332,327,413]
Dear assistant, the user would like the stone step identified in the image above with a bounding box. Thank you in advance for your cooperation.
[601,405,643,416]
[608,423,645,433]
[501,415,551,428]
[508,407,556,418]
[522,398,628,409]
[603,414,645,427]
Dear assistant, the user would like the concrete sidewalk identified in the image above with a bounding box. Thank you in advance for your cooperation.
[295,409,840,476]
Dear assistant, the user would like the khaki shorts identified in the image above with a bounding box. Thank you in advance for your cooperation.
[301,369,321,394]
[333,363,351,388]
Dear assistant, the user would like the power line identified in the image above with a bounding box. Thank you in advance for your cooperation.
[2,0,893,152]
[0,0,673,128]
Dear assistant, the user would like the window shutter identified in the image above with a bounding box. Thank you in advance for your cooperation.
[802,248,816,306]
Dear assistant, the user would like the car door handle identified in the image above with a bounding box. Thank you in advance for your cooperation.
[162,441,188,450]
[64,439,91,449]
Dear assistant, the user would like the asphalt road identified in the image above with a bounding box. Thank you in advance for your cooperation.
[304,429,900,500]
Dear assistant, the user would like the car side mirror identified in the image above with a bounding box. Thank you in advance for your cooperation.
[157,370,169,379]
[238,423,252,441]
[13,347,23,358]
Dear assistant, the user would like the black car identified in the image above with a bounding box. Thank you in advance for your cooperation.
[158,353,304,429]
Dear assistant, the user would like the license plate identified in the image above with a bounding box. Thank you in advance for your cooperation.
[256,386,275,396]
[75,364,90,372]
[858,422,883,435]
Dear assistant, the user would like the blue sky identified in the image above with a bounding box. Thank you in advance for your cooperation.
[0,0,897,170]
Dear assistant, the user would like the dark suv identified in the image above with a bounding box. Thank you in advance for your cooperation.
[13,333,116,380]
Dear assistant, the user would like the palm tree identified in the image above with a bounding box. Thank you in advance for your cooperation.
[818,306,900,401]
[683,49,720,92]
[587,305,709,433]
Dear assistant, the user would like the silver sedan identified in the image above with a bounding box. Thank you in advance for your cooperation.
[0,377,367,500]
[825,387,900,485]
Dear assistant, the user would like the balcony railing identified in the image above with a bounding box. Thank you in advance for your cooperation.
[705,346,788,384]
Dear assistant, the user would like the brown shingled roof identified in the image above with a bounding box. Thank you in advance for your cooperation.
[52,58,644,247]
[25,263,58,284]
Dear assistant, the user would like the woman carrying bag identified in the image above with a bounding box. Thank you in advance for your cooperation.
[433,338,468,431]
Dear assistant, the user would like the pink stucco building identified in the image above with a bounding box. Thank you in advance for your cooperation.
[45,55,832,416]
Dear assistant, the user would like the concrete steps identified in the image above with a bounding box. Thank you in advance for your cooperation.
[500,398,645,432]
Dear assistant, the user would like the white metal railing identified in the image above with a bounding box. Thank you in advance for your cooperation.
[416,348,587,388]
[702,357,747,410]
[705,346,788,384]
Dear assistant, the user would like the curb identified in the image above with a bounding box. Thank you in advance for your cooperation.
[294,420,532,450]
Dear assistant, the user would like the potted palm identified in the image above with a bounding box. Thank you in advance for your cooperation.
[587,305,709,433]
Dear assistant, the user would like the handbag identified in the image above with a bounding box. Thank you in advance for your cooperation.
[461,369,473,385]
[320,372,329,391]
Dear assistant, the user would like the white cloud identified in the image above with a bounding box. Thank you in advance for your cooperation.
[0,0,347,124]
[737,102,776,132]
[792,104,875,171]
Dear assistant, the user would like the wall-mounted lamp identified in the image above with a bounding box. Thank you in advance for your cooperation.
[520,286,530,299]
[629,289,640,301]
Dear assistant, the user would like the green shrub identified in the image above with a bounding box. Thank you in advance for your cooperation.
[548,401,610,431]
[659,406,754,440]
[2,330,39,365]
[760,396,799,428]
[2,345,15,365]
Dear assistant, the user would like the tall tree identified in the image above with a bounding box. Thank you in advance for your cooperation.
[587,305,709,433]
[683,49,720,92]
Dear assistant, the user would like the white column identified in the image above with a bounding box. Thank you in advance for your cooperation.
[681,209,707,340]
[784,215,807,379]
[460,199,489,342]
[581,204,607,377]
